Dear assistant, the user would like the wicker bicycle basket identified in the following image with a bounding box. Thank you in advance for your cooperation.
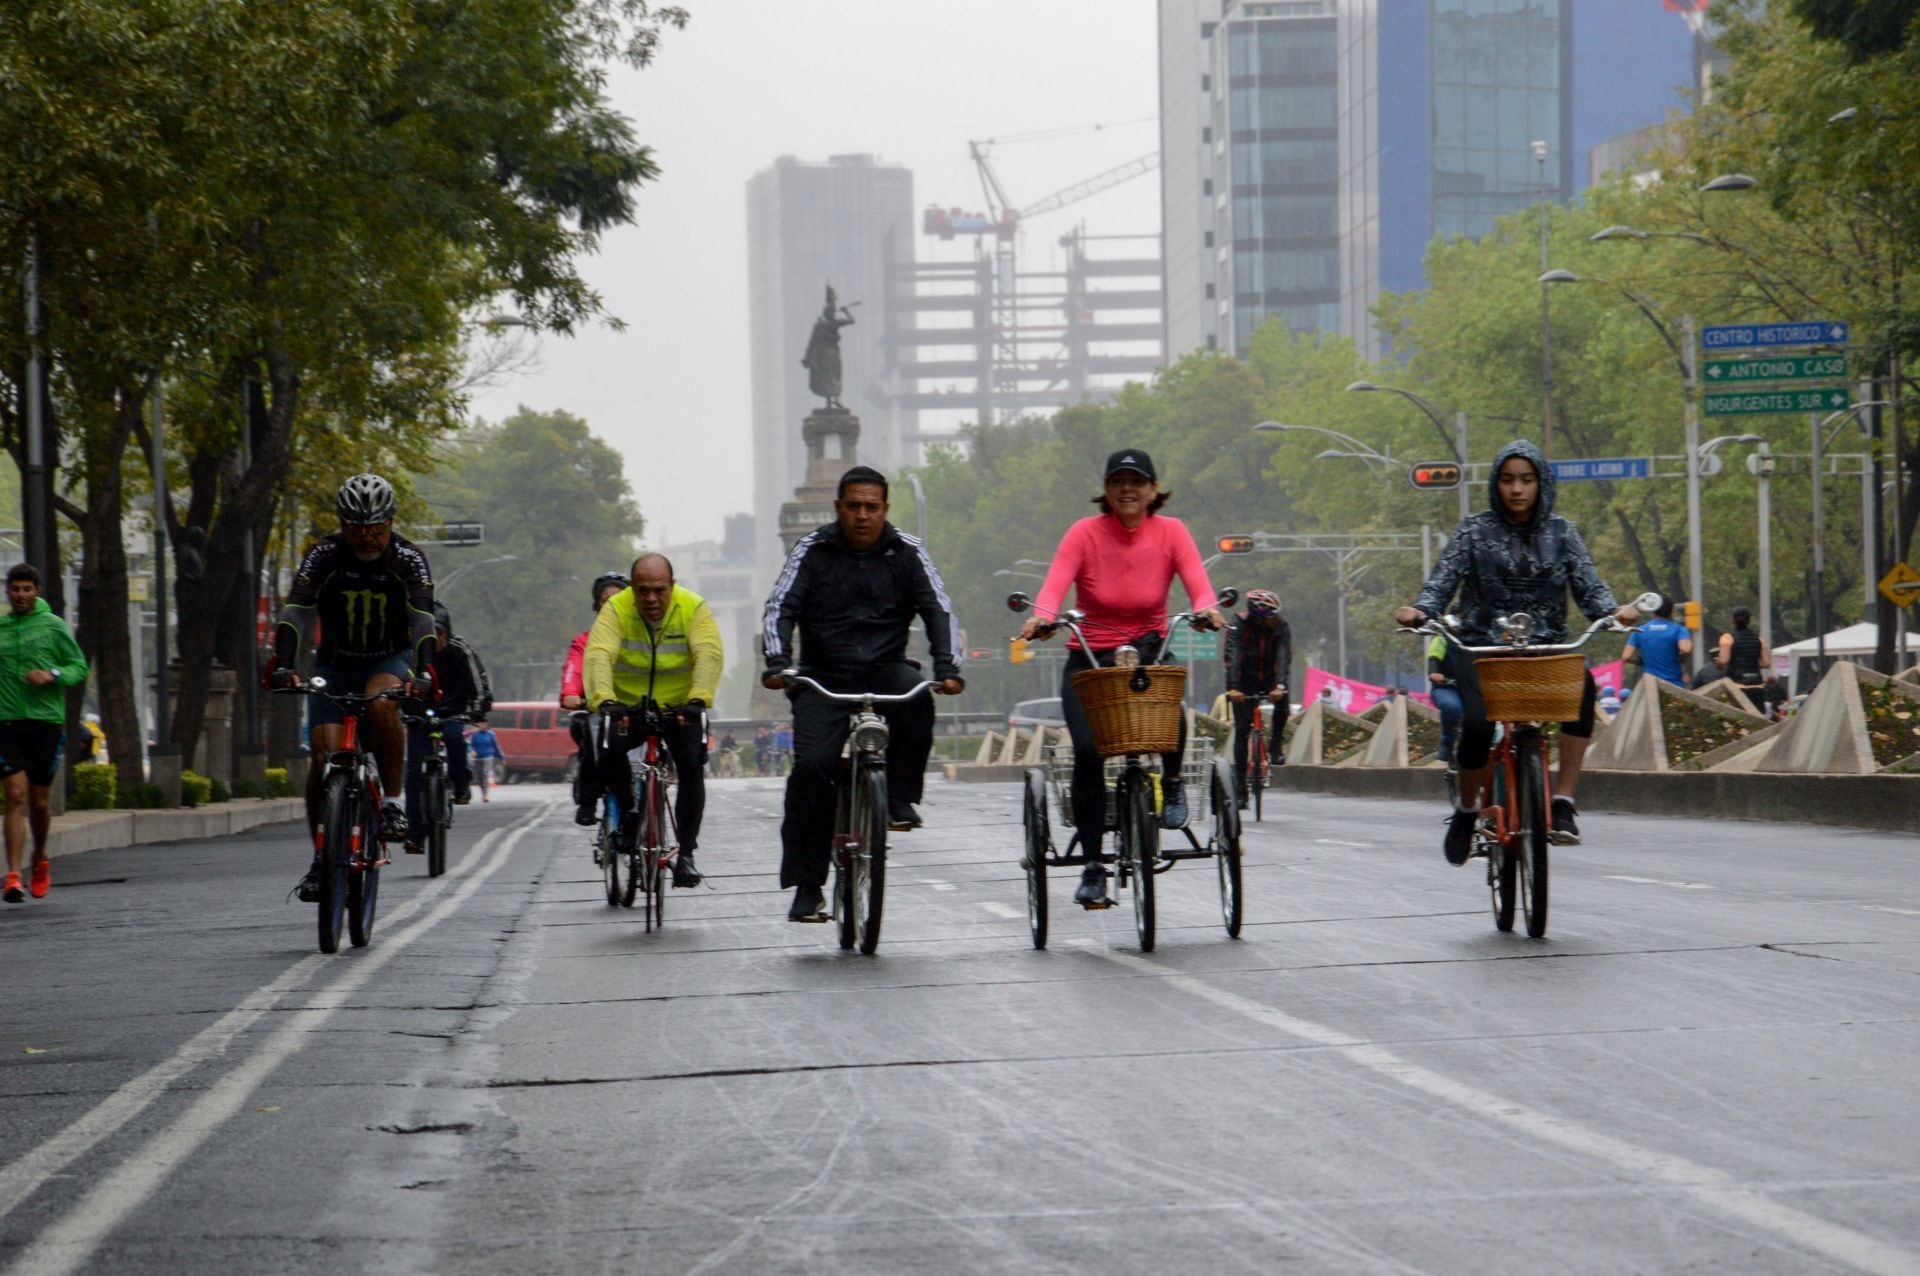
[1475,653,1587,722]
[1071,664,1188,757]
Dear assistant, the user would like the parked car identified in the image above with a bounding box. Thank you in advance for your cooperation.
[1008,697,1065,729]
[482,701,579,782]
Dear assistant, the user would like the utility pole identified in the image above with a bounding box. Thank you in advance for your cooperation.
[1534,139,1552,459]
[23,236,48,575]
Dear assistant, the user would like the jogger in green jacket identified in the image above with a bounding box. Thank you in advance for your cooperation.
[0,565,89,903]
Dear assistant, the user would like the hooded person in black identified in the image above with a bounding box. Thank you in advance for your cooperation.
[1396,440,1638,858]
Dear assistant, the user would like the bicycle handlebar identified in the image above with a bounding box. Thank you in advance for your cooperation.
[776,671,938,705]
[1007,588,1239,662]
[1398,610,1633,655]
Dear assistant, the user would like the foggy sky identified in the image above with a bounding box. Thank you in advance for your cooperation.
[467,0,1161,549]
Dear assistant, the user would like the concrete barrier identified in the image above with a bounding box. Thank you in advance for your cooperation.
[49,798,306,860]
[1263,762,1920,835]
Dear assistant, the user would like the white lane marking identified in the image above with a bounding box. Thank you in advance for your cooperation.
[5,808,547,1276]
[980,902,1023,919]
[930,882,958,893]
[1094,949,1920,1276]
[1315,838,1373,848]
[1606,875,1712,890]
[1860,905,1920,917]
[0,808,539,1225]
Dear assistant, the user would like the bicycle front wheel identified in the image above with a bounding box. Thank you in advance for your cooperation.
[1209,757,1243,938]
[346,783,381,948]
[1123,768,1157,953]
[642,771,666,929]
[1517,736,1550,938]
[317,772,353,954]
[602,800,628,907]
[1021,767,1049,950]
[426,773,448,878]
[1251,729,1266,823]
[852,763,888,955]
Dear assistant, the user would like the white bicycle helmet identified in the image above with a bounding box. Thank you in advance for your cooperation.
[336,473,397,524]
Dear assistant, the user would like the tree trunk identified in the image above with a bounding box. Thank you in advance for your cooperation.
[168,351,300,761]
[72,391,143,800]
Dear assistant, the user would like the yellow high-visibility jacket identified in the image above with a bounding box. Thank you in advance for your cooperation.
[584,583,723,710]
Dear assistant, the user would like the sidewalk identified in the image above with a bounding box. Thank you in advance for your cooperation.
[46,799,308,859]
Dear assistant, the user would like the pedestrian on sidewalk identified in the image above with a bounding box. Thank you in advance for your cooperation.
[467,720,504,800]
[1715,606,1776,717]
[0,564,89,903]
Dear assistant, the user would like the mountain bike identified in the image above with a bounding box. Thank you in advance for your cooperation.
[776,671,937,955]
[1010,588,1242,953]
[403,707,470,878]
[1244,699,1271,822]
[1401,594,1654,938]
[597,698,694,931]
[278,678,410,953]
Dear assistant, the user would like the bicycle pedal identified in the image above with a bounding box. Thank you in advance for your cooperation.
[1079,898,1116,910]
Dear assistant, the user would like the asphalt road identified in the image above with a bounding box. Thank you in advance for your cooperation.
[2,776,1918,1274]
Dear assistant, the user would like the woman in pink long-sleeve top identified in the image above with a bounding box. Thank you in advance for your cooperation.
[1019,448,1225,908]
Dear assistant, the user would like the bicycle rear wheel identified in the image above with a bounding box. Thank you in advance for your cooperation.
[1209,757,1243,938]
[317,772,353,954]
[346,783,381,948]
[426,773,448,878]
[1517,736,1551,938]
[1021,767,1049,950]
[1251,721,1266,823]
[1123,768,1157,953]
[851,763,888,955]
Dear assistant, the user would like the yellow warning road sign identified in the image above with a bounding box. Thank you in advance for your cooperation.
[1878,561,1920,609]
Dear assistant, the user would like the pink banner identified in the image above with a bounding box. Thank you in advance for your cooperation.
[1589,659,1625,697]
[1302,667,1432,714]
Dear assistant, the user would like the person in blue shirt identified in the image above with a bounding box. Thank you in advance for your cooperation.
[1625,594,1693,687]
[466,721,505,801]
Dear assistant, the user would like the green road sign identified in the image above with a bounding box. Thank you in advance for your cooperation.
[1701,353,1848,385]
[1703,386,1849,418]
[1163,630,1221,660]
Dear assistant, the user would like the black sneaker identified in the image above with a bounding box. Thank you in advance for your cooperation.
[1159,780,1188,829]
[1444,808,1479,866]
[574,800,598,827]
[1074,864,1109,907]
[671,851,703,888]
[788,883,826,921]
[452,783,472,806]
[292,865,321,903]
[887,799,921,831]
[380,800,408,843]
[1550,797,1581,846]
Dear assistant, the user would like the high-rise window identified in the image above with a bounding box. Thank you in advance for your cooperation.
[1430,0,1562,240]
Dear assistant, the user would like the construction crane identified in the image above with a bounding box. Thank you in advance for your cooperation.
[922,142,1159,241]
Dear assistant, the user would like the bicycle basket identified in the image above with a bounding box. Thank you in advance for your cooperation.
[1475,653,1587,722]
[1071,664,1187,757]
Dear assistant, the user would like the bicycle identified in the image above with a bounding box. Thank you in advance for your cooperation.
[775,670,937,955]
[1238,696,1283,822]
[595,699,692,929]
[276,677,410,953]
[1401,593,1655,938]
[1009,588,1242,953]
[402,707,470,878]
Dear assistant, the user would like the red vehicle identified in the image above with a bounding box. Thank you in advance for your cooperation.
[482,701,579,783]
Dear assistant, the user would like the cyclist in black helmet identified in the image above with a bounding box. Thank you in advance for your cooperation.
[561,572,630,826]
[270,473,435,902]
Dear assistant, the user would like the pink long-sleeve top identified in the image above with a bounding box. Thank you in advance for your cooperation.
[1034,512,1218,650]
[559,629,590,702]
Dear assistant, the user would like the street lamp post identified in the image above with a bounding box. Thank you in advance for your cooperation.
[1533,138,1553,458]
[1811,401,1889,673]
[906,473,927,542]
[1338,386,1472,521]
[1700,433,1769,648]
[438,554,520,596]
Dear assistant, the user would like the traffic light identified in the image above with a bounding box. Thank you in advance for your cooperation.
[1010,637,1032,664]
[967,647,1001,662]
[1407,462,1462,491]
[1682,600,1701,631]
[1217,534,1255,554]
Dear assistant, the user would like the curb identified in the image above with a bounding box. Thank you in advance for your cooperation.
[1261,765,1920,836]
[48,799,308,860]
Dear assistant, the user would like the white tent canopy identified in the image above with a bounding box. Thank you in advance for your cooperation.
[1772,623,1920,693]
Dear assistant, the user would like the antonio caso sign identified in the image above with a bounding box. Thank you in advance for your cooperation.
[1701,353,1848,385]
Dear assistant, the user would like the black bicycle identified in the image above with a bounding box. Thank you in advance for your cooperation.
[596,698,695,930]
[403,707,470,878]
[777,671,937,955]
[278,678,410,953]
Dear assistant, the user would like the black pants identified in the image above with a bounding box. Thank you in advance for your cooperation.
[598,714,706,852]
[570,714,602,810]
[1230,694,1287,795]
[1454,653,1596,772]
[780,662,933,889]
[1061,646,1185,857]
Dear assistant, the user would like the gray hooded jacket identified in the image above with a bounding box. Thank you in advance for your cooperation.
[1411,439,1615,645]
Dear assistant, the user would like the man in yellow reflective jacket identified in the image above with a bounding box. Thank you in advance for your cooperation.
[584,552,724,886]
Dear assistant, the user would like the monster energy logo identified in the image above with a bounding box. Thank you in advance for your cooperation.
[341,589,389,648]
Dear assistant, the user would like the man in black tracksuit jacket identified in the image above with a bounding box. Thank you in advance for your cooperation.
[761,466,964,920]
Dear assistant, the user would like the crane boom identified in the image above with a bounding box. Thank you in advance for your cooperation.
[1019,152,1159,219]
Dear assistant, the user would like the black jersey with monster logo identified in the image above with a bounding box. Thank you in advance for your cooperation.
[273,533,436,672]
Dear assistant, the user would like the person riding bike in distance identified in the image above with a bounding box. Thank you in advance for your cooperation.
[561,572,629,825]
[401,603,492,853]
[1224,588,1291,808]
[1020,448,1224,908]
[584,553,722,888]
[270,473,436,902]
[1394,440,1638,861]
[761,465,964,922]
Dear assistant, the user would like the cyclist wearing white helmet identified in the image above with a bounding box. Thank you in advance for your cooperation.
[1223,588,1291,807]
[270,473,436,902]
